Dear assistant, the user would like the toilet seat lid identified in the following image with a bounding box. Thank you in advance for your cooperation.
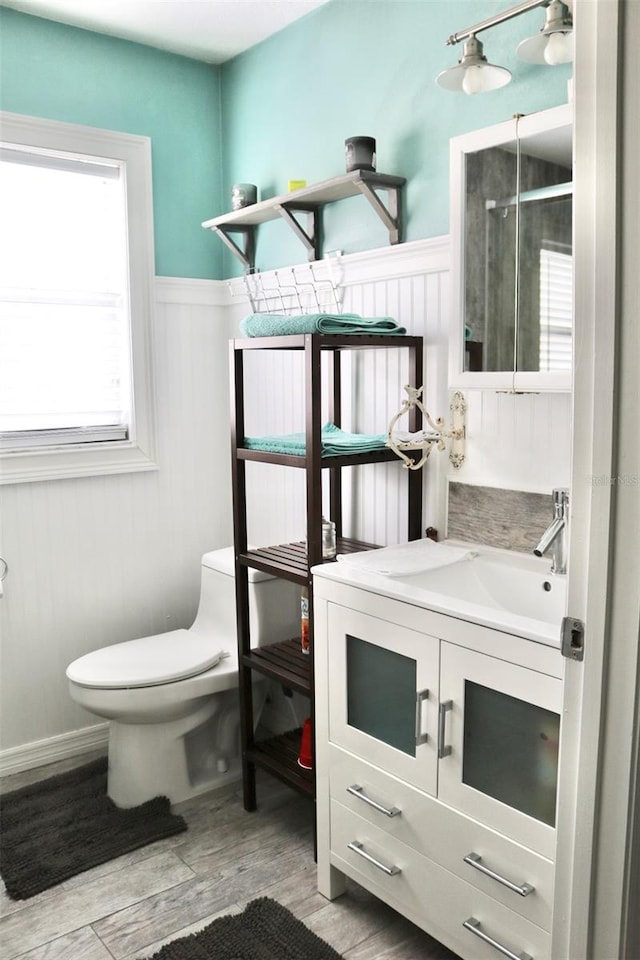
[66,630,227,689]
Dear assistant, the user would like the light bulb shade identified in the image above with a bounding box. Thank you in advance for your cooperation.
[517,0,573,64]
[437,61,512,93]
[517,29,573,64]
[543,31,574,64]
[436,35,511,94]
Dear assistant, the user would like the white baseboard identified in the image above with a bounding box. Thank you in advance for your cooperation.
[0,723,109,778]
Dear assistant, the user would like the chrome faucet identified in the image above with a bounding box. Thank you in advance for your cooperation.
[534,488,569,574]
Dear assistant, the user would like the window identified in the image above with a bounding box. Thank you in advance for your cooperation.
[539,243,573,373]
[0,113,157,483]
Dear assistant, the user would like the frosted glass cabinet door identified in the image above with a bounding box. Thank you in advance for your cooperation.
[327,603,439,795]
[438,641,563,859]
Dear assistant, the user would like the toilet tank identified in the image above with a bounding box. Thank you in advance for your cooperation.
[190,547,300,648]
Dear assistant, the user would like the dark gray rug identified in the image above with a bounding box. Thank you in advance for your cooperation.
[0,756,187,900]
[145,898,343,960]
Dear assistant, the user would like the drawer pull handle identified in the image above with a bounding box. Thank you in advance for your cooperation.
[415,688,429,745]
[463,917,533,960]
[438,699,453,758]
[464,852,535,897]
[347,784,401,818]
[347,840,401,876]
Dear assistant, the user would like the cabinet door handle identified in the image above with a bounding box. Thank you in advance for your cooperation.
[347,784,401,818]
[464,852,535,897]
[347,840,401,876]
[438,699,453,758]
[463,917,533,960]
[415,688,429,745]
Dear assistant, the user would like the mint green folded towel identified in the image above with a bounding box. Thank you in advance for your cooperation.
[239,312,406,337]
[244,422,388,457]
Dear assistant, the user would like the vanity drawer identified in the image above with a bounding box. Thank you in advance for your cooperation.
[330,799,551,960]
[329,744,554,930]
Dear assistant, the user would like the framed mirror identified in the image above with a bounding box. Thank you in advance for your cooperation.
[449,104,573,391]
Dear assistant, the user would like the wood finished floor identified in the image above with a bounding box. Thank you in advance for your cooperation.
[0,753,459,960]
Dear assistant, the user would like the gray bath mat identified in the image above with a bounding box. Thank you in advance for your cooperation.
[0,756,187,900]
[145,897,343,960]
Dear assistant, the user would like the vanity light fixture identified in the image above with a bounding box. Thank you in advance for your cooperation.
[437,0,573,95]
[435,36,511,96]
[517,0,573,65]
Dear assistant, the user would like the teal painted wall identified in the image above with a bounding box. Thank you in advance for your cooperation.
[0,7,223,279]
[220,0,572,275]
[1,1,572,280]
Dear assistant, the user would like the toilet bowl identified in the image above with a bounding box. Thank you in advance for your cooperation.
[66,548,299,807]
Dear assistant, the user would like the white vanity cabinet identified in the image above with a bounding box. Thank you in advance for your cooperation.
[314,574,564,960]
[327,602,440,796]
[438,642,561,861]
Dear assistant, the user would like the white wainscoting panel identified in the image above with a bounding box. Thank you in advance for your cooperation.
[1,243,574,773]
[0,278,232,772]
[448,389,572,494]
[231,239,571,552]
[235,239,452,549]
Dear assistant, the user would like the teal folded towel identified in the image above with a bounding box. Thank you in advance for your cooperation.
[244,422,388,457]
[239,312,406,337]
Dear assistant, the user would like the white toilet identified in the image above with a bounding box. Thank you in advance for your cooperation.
[66,548,299,807]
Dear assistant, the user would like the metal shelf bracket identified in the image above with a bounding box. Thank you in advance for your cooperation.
[275,204,321,262]
[355,178,403,244]
[213,225,256,272]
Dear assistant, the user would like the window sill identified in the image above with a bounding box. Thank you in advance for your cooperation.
[0,440,158,485]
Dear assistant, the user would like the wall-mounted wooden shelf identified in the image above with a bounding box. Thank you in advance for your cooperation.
[202,170,406,271]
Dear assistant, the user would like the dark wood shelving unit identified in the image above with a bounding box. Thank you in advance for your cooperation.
[248,730,314,796]
[237,447,402,469]
[231,332,423,814]
[238,537,379,584]
[242,638,311,695]
[465,339,483,372]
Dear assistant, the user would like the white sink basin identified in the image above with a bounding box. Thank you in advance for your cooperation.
[393,552,566,637]
[322,541,567,646]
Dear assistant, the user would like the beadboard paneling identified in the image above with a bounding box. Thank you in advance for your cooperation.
[238,242,451,549]
[235,245,572,551]
[448,389,572,494]
[0,280,232,763]
[0,242,574,771]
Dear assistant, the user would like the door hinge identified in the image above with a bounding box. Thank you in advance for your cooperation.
[561,616,585,661]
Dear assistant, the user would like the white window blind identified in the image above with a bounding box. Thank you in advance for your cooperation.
[0,144,133,451]
[539,245,573,373]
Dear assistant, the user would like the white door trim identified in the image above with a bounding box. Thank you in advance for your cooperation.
[553,1,631,958]
[588,0,640,954]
